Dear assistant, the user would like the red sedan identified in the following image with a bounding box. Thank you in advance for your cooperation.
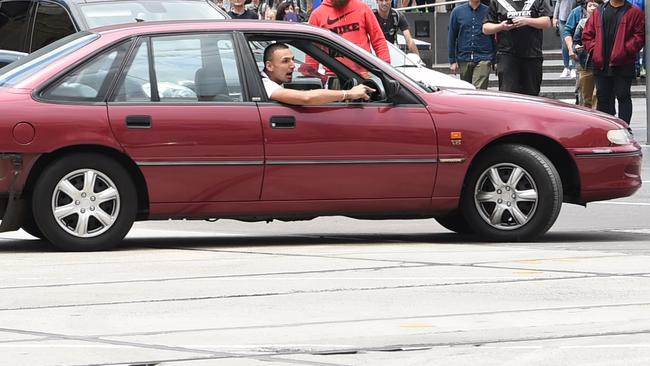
[0,21,642,251]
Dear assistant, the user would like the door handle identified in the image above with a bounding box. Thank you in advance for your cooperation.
[125,115,152,128]
[270,116,296,129]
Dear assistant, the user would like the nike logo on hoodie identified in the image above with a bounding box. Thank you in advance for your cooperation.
[327,10,354,25]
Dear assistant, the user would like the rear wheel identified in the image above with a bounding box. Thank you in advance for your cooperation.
[460,144,563,241]
[32,153,137,251]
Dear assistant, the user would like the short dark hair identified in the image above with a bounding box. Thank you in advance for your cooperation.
[263,43,289,65]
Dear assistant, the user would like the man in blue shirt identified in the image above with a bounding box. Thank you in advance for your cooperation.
[448,0,495,89]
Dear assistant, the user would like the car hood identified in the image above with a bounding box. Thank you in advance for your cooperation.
[424,88,628,130]
[395,65,475,90]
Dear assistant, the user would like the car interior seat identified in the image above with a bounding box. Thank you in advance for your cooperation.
[194,67,230,102]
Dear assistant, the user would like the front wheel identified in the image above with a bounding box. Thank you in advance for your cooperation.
[460,144,563,241]
[32,153,137,251]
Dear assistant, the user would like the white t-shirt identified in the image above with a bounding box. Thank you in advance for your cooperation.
[261,71,282,99]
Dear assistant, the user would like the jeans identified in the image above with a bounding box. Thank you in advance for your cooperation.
[595,75,633,124]
[558,21,574,69]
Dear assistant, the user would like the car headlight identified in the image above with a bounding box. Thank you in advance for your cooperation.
[607,128,634,145]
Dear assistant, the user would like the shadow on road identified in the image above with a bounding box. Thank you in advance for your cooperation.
[1,230,648,253]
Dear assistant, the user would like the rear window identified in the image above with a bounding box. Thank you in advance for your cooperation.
[0,32,98,87]
[78,0,226,28]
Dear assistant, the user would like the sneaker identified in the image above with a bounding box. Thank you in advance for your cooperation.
[560,68,570,78]
[570,68,576,79]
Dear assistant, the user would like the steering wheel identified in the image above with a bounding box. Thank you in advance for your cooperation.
[361,79,386,102]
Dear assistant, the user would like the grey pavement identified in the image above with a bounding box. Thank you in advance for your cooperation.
[0,153,648,366]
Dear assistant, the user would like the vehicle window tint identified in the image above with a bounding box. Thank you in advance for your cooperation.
[0,32,97,88]
[31,2,76,52]
[41,41,132,102]
[151,33,242,102]
[113,40,151,102]
[0,1,31,52]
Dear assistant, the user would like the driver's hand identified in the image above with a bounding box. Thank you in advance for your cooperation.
[348,84,374,101]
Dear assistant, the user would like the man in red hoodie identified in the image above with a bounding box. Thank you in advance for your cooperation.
[308,0,391,65]
[582,0,645,125]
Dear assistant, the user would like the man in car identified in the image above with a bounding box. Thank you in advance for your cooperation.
[262,43,374,105]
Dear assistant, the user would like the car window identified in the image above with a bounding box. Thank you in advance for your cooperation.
[113,33,243,103]
[78,0,226,28]
[0,1,32,52]
[0,32,97,87]
[41,41,131,102]
[30,1,76,52]
[249,38,385,102]
[113,40,150,102]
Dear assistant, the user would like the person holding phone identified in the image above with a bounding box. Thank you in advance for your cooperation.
[483,0,552,96]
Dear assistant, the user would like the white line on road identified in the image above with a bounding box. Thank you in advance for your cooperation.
[591,202,650,206]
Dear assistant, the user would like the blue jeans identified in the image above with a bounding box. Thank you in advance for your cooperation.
[558,21,574,69]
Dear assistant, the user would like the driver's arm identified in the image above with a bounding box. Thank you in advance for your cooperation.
[270,84,373,105]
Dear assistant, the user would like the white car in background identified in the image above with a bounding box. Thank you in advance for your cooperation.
[387,41,475,90]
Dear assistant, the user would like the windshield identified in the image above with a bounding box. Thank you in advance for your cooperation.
[79,0,226,28]
[0,32,98,88]
[387,42,418,68]
[331,36,426,92]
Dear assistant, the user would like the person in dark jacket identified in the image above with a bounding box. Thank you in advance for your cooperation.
[582,0,644,125]
[448,0,495,89]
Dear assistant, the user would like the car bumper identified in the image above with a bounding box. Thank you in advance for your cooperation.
[572,148,643,203]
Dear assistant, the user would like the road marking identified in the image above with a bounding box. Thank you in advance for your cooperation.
[591,202,650,206]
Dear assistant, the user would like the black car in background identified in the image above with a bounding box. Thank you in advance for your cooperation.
[0,0,228,63]
[0,49,25,67]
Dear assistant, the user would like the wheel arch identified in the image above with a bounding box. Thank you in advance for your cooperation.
[466,133,581,203]
[23,145,150,220]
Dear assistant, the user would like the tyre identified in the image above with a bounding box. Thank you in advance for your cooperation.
[21,212,44,239]
[434,213,474,234]
[32,153,137,251]
[460,144,563,241]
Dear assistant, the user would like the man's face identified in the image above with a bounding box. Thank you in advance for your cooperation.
[266,48,295,84]
[331,0,350,9]
[586,2,598,13]
[378,0,392,12]
[231,0,245,7]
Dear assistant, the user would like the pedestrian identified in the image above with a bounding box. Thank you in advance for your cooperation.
[374,0,420,55]
[275,1,298,22]
[448,0,495,89]
[582,0,645,125]
[630,0,645,77]
[569,0,602,108]
[308,0,390,63]
[483,0,552,96]
[228,0,259,18]
[553,0,577,78]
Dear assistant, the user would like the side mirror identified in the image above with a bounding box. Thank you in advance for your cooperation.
[385,79,401,99]
[406,53,425,67]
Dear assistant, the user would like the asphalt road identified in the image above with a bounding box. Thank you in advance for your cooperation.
[0,148,647,366]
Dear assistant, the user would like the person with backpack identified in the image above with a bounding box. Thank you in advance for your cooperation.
[374,0,419,55]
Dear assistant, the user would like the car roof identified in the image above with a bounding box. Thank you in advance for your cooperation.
[92,20,334,39]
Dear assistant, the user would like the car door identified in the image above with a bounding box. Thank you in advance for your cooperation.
[108,33,264,205]
[247,36,437,202]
